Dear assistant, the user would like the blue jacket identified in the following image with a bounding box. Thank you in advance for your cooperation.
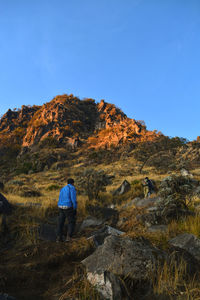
[58,184,77,209]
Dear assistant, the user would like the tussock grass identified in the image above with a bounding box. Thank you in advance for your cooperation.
[152,259,200,300]
[175,214,200,238]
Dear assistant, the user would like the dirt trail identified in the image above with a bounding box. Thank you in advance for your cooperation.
[0,235,93,300]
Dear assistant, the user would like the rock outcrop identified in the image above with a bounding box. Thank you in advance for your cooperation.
[0,94,161,151]
[112,180,131,196]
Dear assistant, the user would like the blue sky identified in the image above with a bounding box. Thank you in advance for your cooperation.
[0,0,200,140]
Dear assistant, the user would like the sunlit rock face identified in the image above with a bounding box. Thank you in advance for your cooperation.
[0,94,161,151]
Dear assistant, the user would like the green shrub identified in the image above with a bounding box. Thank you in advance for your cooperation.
[77,168,112,201]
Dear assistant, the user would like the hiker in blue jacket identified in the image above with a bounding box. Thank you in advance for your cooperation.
[56,178,77,242]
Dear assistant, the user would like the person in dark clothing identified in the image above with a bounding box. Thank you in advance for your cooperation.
[56,178,77,242]
[0,192,12,232]
[143,177,154,198]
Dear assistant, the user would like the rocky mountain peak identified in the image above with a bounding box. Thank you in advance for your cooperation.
[0,94,162,151]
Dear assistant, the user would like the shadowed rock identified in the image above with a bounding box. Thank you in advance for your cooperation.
[113,180,131,196]
[147,225,168,233]
[80,216,104,231]
[87,225,124,247]
[169,233,200,263]
[86,205,119,227]
[167,246,200,277]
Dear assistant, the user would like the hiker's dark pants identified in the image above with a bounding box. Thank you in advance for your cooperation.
[57,208,76,238]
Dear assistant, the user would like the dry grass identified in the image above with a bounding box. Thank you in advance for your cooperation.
[58,266,101,300]
[153,259,200,300]
[175,214,200,238]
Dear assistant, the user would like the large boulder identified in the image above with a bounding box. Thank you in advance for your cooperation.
[113,180,131,196]
[82,235,164,299]
[169,233,200,263]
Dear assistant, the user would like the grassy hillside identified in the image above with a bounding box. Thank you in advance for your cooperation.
[1,155,200,299]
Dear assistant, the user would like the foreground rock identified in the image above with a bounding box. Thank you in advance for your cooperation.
[87,225,124,247]
[169,233,200,263]
[113,180,131,196]
[82,235,164,299]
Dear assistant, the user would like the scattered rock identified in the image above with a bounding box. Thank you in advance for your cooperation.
[147,225,168,233]
[86,205,119,226]
[132,196,161,208]
[113,180,131,196]
[169,233,200,263]
[121,197,140,209]
[88,225,124,247]
[180,168,193,178]
[80,216,103,231]
[138,211,163,227]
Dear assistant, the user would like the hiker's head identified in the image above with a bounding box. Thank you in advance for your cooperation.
[145,177,149,180]
[68,178,75,185]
